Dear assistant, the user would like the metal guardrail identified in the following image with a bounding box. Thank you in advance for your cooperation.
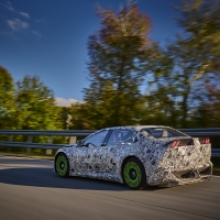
[0,142,64,150]
[1,127,220,136]
[0,130,96,136]
[212,149,220,157]
[0,128,219,156]
[179,128,220,137]
[0,130,96,154]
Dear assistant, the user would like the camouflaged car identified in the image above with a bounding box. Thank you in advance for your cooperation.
[54,126,212,190]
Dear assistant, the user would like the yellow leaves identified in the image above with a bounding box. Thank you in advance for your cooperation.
[96,2,152,46]
[190,64,210,84]
[211,32,220,44]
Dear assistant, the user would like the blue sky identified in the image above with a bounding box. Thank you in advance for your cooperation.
[0,0,180,103]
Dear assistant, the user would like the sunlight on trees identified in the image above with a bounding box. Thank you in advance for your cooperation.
[15,76,61,132]
[84,2,154,128]
[0,66,15,129]
[0,0,220,131]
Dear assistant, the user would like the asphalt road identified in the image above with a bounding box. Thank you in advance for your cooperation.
[0,156,219,220]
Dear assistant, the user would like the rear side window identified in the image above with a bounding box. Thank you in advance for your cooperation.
[141,128,187,138]
[151,129,163,138]
[166,129,187,137]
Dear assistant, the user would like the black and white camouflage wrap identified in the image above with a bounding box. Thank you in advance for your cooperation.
[55,126,212,187]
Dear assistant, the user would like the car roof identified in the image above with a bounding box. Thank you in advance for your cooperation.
[103,125,176,131]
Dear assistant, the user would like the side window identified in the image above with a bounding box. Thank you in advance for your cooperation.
[84,130,109,147]
[142,128,187,138]
[167,129,186,137]
[150,129,164,138]
[108,129,134,144]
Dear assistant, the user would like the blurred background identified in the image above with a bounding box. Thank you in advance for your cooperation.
[0,0,220,155]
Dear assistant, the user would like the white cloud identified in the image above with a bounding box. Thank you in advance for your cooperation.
[5,1,14,11]
[5,2,30,19]
[4,2,43,38]
[7,18,29,32]
[19,12,30,19]
[55,97,84,107]
[32,30,42,37]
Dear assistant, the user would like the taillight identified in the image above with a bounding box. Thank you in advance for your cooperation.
[199,137,210,144]
[170,140,180,147]
[167,139,193,147]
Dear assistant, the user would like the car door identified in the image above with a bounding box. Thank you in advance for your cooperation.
[75,130,110,175]
[102,129,136,175]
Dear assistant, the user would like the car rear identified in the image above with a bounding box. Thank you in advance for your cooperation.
[139,126,212,187]
[157,136,212,187]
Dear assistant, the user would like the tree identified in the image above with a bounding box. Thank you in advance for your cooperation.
[177,0,220,74]
[145,0,220,127]
[0,66,15,129]
[191,84,220,127]
[84,2,153,127]
[140,45,182,127]
[172,0,220,126]
[15,76,60,133]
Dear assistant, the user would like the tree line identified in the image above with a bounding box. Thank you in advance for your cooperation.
[1,0,220,136]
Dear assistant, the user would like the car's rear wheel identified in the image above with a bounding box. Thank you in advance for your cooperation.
[122,158,147,190]
[55,153,69,177]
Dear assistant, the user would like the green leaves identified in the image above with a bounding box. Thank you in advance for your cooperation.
[0,69,61,133]
[1,1,220,131]
[85,2,153,127]
[15,76,60,131]
[177,0,220,74]
[0,66,15,129]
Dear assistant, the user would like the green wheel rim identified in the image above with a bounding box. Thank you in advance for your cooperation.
[56,155,68,176]
[123,162,142,188]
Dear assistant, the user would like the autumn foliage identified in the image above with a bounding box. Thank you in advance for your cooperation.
[0,0,220,133]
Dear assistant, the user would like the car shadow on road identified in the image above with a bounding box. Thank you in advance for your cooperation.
[0,167,165,191]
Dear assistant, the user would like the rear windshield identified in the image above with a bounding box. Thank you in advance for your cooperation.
[141,128,187,138]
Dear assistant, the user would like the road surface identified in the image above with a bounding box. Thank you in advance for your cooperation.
[0,156,219,220]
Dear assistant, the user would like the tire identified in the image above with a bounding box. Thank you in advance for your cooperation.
[122,158,147,190]
[55,153,69,178]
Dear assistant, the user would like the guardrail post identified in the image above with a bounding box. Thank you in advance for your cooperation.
[46,136,53,155]
[7,135,13,152]
[26,135,33,154]
[69,136,77,144]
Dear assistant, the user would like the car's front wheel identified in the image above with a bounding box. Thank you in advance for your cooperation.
[55,153,69,177]
[122,158,147,190]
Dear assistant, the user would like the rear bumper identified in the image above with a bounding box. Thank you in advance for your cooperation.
[147,164,212,187]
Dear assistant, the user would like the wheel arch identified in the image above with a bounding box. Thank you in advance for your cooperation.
[120,155,148,189]
[121,155,145,177]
